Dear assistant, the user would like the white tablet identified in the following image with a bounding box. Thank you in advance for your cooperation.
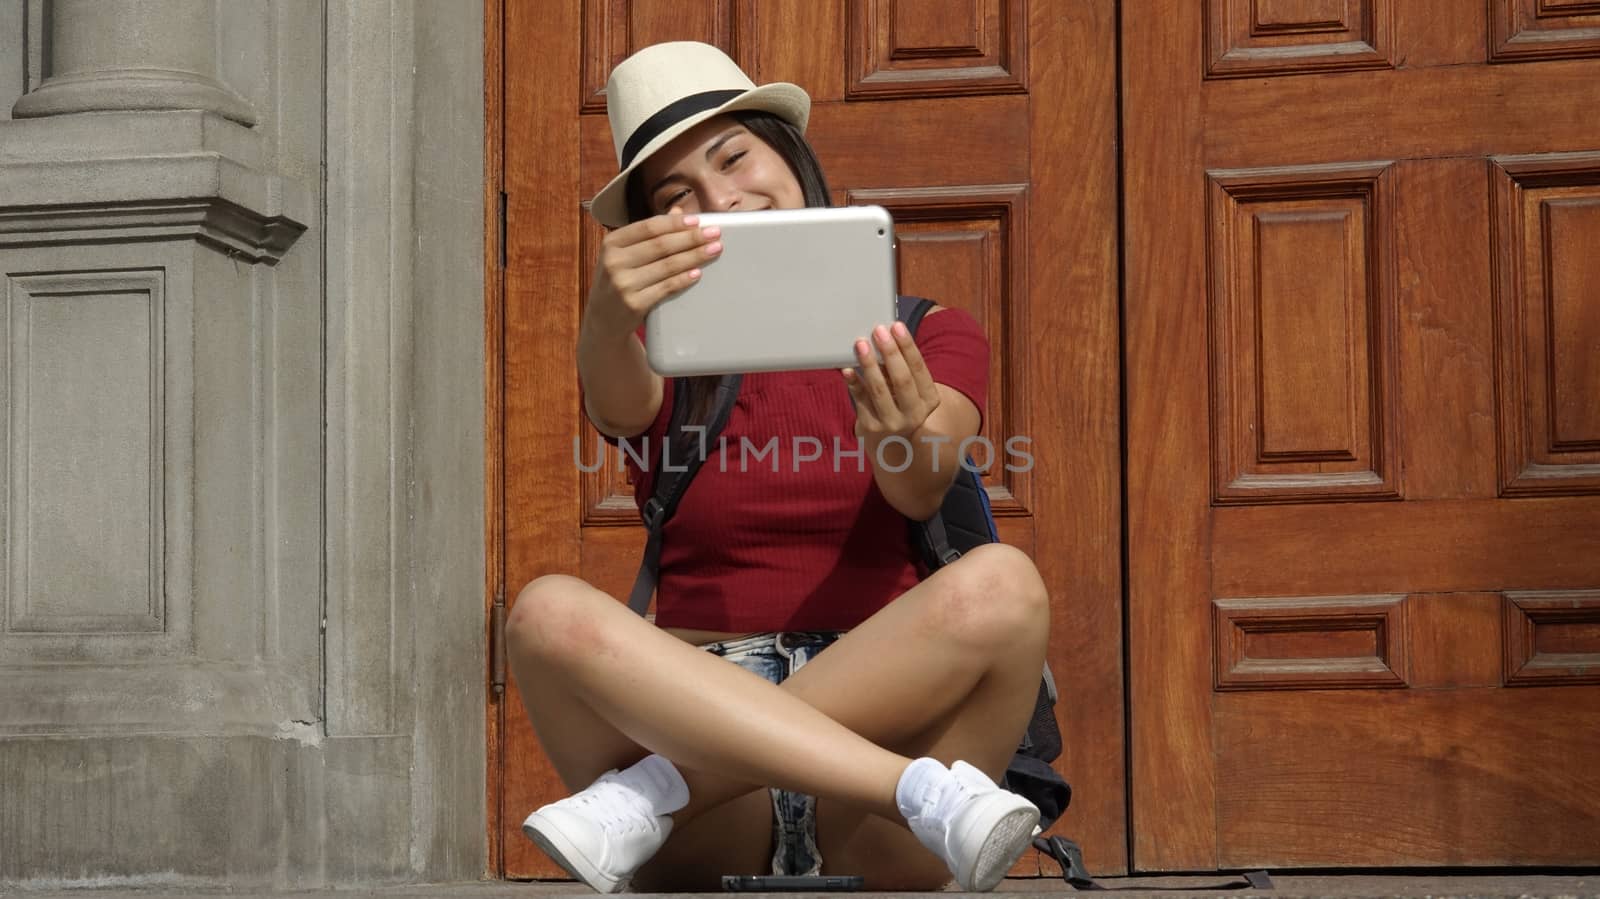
[644,205,899,376]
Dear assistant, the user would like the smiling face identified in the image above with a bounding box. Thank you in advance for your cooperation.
[633,114,806,217]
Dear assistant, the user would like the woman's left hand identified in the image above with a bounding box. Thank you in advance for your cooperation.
[843,322,942,445]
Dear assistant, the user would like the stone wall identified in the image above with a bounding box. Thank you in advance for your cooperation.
[0,0,486,887]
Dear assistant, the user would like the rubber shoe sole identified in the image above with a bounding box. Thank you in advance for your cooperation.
[522,810,626,894]
[951,796,1041,891]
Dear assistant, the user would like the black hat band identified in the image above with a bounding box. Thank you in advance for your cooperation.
[620,89,744,170]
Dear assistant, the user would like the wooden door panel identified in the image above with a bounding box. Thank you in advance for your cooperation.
[847,184,1033,509]
[1215,687,1600,866]
[1492,154,1600,496]
[1207,591,1600,693]
[1210,594,1409,692]
[581,0,743,112]
[1204,61,1600,164]
[1489,0,1600,62]
[1203,0,1395,79]
[1206,161,1399,504]
[501,0,1125,880]
[1213,499,1600,596]
[1502,590,1600,686]
[1127,0,1600,870]
[846,0,1028,98]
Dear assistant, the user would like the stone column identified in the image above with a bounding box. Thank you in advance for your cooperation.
[12,0,255,124]
[0,0,317,885]
[0,0,484,886]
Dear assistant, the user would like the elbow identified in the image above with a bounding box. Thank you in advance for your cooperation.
[583,399,625,439]
[584,393,658,441]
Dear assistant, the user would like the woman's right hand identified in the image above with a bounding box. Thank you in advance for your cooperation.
[584,209,723,338]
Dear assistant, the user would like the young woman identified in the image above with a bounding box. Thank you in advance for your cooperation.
[507,41,1051,893]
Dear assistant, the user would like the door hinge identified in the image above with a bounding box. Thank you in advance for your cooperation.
[497,190,508,270]
[490,584,507,695]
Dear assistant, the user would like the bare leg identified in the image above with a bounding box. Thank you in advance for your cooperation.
[806,550,1050,887]
[667,543,1047,815]
[505,537,1049,889]
[506,573,908,821]
[508,603,777,884]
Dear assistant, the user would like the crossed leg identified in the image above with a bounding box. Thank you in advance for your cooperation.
[505,543,1050,891]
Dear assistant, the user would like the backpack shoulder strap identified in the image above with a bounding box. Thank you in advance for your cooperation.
[626,373,741,615]
[897,294,934,332]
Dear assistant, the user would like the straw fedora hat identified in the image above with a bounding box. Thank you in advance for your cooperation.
[589,41,811,228]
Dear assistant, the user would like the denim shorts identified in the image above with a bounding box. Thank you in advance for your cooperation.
[699,630,844,876]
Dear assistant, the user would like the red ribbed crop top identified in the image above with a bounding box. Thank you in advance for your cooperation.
[597,306,989,632]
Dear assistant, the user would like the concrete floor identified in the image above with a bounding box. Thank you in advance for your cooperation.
[5,872,1597,898]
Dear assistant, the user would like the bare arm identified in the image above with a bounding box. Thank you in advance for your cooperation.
[844,314,981,521]
[865,386,980,521]
[579,210,723,438]
[578,320,661,439]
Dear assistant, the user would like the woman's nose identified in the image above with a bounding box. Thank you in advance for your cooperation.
[702,176,741,212]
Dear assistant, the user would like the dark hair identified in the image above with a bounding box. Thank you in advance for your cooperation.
[624,110,832,424]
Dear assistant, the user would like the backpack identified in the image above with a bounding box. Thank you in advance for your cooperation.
[622,294,1074,848]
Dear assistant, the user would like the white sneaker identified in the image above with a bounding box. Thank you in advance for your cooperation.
[521,769,673,893]
[904,760,1041,892]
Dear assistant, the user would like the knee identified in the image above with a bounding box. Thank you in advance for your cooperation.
[504,574,605,670]
[925,543,1049,651]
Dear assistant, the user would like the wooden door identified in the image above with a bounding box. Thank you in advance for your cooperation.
[1125,0,1600,871]
[494,0,1125,879]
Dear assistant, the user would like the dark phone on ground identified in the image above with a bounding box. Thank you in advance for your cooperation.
[721,874,865,892]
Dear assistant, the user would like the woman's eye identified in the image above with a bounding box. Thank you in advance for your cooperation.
[658,188,690,210]
[721,151,746,170]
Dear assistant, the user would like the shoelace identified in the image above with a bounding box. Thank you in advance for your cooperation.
[914,776,959,833]
[563,778,657,835]
[928,765,990,820]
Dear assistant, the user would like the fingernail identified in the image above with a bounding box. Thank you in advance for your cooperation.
[892,322,909,339]
[705,241,722,255]
[682,214,698,226]
[701,226,720,239]
[688,269,702,280]
[874,325,892,344]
